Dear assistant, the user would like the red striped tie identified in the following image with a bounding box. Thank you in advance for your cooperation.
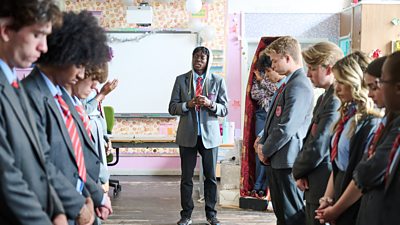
[330,110,356,162]
[195,76,203,111]
[367,122,385,158]
[75,105,93,141]
[385,134,400,182]
[55,95,87,182]
[11,80,19,88]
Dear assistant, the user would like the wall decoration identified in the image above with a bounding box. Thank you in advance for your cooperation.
[392,40,400,52]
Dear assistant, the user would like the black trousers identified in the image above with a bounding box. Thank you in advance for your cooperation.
[270,168,306,225]
[179,137,218,219]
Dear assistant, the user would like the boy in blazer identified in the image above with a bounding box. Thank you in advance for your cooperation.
[169,46,228,225]
[292,42,343,225]
[22,11,111,225]
[0,0,67,224]
[257,36,314,225]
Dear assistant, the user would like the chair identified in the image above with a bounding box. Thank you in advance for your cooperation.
[104,106,122,196]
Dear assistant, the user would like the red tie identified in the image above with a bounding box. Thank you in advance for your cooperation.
[385,134,400,182]
[270,83,286,109]
[11,80,19,89]
[367,122,385,158]
[55,95,87,182]
[75,105,93,141]
[330,109,356,162]
[195,76,203,111]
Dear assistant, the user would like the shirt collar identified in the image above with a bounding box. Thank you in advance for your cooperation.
[39,69,62,97]
[193,71,204,80]
[0,59,17,84]
[276,77,286,88]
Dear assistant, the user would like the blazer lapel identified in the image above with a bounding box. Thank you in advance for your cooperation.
[31,71,78,165]
[385,146,400,191]
[0,72,43,158]
[61,89,97,155]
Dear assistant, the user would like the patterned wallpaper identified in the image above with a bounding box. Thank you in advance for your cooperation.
[64,0,226,50]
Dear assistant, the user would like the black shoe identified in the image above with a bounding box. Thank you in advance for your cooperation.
[177,218,192,225]
[207,217,221,225]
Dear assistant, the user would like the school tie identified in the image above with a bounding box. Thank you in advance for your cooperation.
[330,109,356,162]
[55,94,87,182]
[385,134,400,182]
[367,122,385,158]
[195,76,203,111]
[75,105,93,141]
[270,82,286,109]
[11,80,19,89]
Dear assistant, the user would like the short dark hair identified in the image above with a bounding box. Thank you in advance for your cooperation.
[365,56,387,78]
[0,0,62,31]
[193,46,210,59]
[256,54,272,71]
[384,51,400,82]
[37,10,109,68]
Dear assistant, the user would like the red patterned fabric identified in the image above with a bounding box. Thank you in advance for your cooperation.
[330,109,356,162]
[195,76,203,111]
[75,105,93,141]
[11,80,19,89]
[367,122,384,158]
[240,36,280,197]
[55,95,87,182]
[385,134,400,182]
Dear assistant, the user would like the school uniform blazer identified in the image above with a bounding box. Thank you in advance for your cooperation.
[353,115,400,225]
[332,115,379,225]
[22,68,87,221]
[169,71,228,149]
[61,88,104,208]
[259,68,314,169]
[292,85,340,204]
[0,70,63,225]
[380,118,400,225]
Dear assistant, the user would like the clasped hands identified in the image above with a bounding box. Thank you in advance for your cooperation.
[188,95,212,108]
[315,197,338,224]
[253,136,269,165]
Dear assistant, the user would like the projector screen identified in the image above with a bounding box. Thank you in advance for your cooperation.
[102,31,198,115]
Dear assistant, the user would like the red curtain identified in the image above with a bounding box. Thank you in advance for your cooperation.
[240,36,280,197]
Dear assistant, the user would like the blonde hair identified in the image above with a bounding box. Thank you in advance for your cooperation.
[332,53,380,136]
[84,62,108,83]
[265,36,302,64]
[302,42,344,66]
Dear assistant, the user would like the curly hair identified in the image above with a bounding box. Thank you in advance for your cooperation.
[332,53,380,136]
[256,53,272,71]
[302,41,343,67]
[0,0,62,31]
[265,36,302,64]
[85,63,108,84]
[36,10,109,68]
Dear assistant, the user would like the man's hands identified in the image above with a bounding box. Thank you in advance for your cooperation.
[52,214,68,225]
[96,194,113,220]
[296,178,309,191]
[187,95,212,108]
[76,198,95,225]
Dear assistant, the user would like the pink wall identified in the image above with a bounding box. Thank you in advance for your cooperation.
[226,13,242,134]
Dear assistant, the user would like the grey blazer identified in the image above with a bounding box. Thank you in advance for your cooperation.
[0,70,63,225]
[354,115,400,225]
[292,85,340,204]
[169,71,228,149]
[22,68,87,220]
[260,68,314,169]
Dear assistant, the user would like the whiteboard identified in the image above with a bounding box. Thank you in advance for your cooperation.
[102,31,198,114]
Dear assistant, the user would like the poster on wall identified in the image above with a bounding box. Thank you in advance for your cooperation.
[339,35,351,56]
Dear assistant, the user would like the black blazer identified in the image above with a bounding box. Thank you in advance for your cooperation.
[0,70,63,225]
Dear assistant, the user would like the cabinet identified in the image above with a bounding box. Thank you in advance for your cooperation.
[340,2,400,55]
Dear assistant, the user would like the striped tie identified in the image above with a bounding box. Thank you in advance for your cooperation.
[55,95,87,182]
[385,134,400,182]
[75,105,93,141]
[195,76,203,111]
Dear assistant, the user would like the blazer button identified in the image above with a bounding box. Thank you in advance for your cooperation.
[96,161,100,165]
[74,173,78,178]
[40,176,45,181]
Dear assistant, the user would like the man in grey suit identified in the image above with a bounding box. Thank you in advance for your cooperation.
[0,0,67,224]
[257,36,313,225]
[292,42,343,225]
[169,46,228,225]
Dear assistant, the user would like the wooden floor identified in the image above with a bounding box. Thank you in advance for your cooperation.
[103,176,277,225]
